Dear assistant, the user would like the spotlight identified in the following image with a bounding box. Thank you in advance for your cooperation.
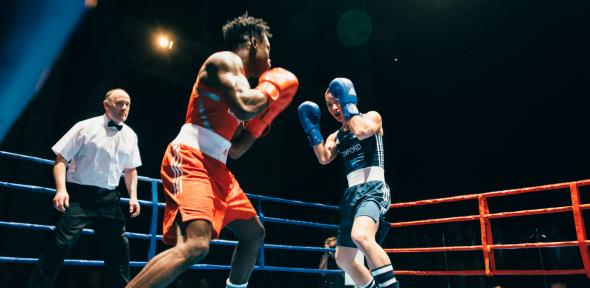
[155,34,174,51]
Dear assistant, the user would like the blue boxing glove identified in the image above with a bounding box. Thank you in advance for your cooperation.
[297,101,324,146]
[328,78,360,120]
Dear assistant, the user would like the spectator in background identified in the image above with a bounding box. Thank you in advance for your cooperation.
[319,236,344,288]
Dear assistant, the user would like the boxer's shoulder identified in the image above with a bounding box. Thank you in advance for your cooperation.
[205,51,243,72]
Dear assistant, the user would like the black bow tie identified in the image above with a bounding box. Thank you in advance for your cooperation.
[107,120,123,131]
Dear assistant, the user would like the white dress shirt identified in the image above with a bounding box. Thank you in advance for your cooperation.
[52,114,142,190]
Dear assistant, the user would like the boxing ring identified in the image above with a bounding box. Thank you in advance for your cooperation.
[1,150,590,280]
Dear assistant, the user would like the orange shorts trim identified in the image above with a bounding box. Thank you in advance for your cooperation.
[160,143,257,244]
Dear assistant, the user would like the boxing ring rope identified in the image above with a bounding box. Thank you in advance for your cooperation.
[384,179,590,278]
[3,150,590,279]
[0,151,341,274]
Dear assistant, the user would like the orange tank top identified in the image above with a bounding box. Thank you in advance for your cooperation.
[185,76,241,141]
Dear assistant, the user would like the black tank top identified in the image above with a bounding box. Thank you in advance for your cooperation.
[335,127,384,174]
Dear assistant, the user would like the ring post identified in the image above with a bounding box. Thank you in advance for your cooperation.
[257,199,265,268]
[148,180,159,259]
[569,183,590,278]
[478,195,494,276]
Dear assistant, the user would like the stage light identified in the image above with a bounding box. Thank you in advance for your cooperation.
[155,34,174,51]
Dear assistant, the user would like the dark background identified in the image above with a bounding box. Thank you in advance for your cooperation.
[1,0,590,287]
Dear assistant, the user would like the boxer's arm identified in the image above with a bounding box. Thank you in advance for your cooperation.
[204,52,268,120]
[347,111,383,140]
[229,126,256,159]
[313,132,338,165]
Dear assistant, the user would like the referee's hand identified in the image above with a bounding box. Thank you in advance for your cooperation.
[129,198,140,218]
[53,189,69,212]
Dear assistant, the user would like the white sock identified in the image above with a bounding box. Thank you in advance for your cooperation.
[360,279,377,288]
[226,278,248,288]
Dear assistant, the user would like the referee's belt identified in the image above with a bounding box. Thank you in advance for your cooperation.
[346,166,385,187]
[67,182,116,194]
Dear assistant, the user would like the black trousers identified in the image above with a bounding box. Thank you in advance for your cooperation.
[27,183,130,288]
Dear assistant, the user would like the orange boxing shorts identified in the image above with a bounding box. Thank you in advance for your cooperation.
[160,143,257,244]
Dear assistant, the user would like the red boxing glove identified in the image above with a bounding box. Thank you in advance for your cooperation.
[255,67,299,102]
[247,68,299,138]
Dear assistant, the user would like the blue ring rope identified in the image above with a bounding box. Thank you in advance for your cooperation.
[0,151,338,210]
[0,257,342,274]
[0,151,346,274]
[0,221,337,253]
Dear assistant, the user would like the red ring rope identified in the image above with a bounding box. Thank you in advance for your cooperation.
[383,179,590,277]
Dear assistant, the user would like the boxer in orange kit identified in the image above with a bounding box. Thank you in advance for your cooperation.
[127,13,298,288]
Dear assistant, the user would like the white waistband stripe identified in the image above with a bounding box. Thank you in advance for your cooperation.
[172,124,231,164]
[346,166,385,187]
